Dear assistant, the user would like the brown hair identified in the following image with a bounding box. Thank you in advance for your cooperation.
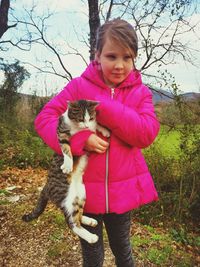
[96,19,138,58]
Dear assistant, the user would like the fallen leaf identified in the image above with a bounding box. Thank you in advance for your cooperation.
[7,195,20,202]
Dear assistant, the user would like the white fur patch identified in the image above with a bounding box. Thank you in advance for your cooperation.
[61,155,88,214]
[79,110,97,131]
[81,216,98,227]
[73,226,99,243]
[61,154,73,174]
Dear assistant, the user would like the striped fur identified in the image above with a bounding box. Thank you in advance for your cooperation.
[22,100,106,244]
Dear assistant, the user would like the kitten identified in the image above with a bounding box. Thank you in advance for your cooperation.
[22,100,110,244]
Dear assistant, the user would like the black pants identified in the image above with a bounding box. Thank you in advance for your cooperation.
[79,211,134,267]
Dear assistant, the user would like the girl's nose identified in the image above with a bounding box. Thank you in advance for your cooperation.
[115,60,123,69]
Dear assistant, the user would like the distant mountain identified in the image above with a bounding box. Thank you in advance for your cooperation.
[151,88,200,104]
[180,92,200,100]
[17,90,200,106]
[151,89,173,104]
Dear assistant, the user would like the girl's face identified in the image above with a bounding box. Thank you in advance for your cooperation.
[96,38,135,88]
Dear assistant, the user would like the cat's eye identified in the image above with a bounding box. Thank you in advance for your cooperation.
[89,118,94,121]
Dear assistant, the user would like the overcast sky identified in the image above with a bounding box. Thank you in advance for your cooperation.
[1,0,200,95]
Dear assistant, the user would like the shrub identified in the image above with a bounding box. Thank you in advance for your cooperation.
[0,122,52,169]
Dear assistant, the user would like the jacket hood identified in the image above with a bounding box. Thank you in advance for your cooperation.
[81,61,142,90]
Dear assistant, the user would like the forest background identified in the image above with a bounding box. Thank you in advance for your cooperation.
[0,0,200,266]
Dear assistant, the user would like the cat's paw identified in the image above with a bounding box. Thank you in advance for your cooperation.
[88,234,99,244]
[89,218,98,227]
[61,157,73,174]
[97,125,110,138]
[81,215,98,227]
[101,128,110,138]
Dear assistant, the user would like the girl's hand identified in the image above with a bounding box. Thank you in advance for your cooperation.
[85,134,109,153]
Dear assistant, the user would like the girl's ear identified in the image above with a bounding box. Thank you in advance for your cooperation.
[95,51,100,62]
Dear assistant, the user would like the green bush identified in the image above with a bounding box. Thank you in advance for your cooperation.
[135,124,200,225]
[0,122,53,169]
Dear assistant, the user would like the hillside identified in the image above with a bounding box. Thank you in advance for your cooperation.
[151,89,200,104]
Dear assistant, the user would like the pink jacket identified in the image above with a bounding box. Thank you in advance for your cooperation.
[35,61,160,214]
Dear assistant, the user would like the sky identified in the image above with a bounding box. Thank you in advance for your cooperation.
[1,0,200,95]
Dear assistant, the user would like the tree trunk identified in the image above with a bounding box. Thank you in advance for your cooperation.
[0,0,10,39]
[88,0,100,61]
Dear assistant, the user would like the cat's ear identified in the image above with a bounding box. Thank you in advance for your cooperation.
[67,100,76,108]
[88,100,99,109]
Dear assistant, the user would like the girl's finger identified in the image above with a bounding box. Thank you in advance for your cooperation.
[98,138,109,148]
[95,148,106,153]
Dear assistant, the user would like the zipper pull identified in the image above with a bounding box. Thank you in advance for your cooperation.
[111,88,115,99]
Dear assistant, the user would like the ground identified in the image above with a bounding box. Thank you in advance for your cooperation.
[0,167,199,267]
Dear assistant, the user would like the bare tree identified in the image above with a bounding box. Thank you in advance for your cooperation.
[17,8,73,81]
[127,0,198,69]
[0,0,17,39]
[88,0,100,61]
[1,0,199,93]
[97,0,199,91]
[0,0,34,51]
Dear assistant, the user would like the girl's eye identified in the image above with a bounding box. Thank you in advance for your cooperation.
[106,55,116,60]
[124,55,132,60]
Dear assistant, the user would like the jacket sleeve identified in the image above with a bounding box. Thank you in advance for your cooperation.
[34,81,93,155]
[95,88,160,148]
[69,130,94,156]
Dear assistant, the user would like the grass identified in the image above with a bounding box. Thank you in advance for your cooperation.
[0,122,53,169]
[0,189,11,196]
[154,127,181,157]
[153,124,200,157]
[47,242,69,258]
[131,224,196,266]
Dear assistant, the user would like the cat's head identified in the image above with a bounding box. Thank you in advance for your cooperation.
[67,100,99,131]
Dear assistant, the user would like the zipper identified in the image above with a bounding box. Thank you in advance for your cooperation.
[111,88,115,99]
[105,87,115,213]
[105,149,109,213]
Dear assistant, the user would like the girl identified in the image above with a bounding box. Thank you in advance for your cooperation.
[35,19,160,267]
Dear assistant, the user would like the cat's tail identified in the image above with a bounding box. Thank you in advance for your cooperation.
[22,186,48,222]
